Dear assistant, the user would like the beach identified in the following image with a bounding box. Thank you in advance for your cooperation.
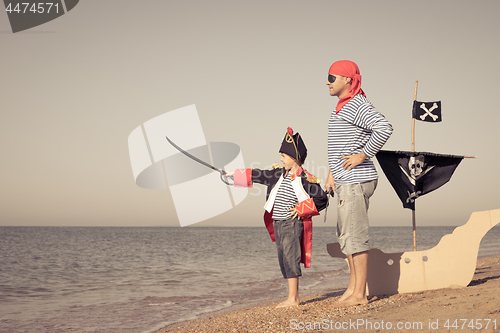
[2,226,499,333]
[159,256,500,332]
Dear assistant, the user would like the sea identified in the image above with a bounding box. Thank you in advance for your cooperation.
[1,225,500,333]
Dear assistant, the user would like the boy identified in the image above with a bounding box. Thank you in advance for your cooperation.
[227,127,328,308]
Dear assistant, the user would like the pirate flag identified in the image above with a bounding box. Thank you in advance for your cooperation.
[412,101,442,122]
[376,150,463,210]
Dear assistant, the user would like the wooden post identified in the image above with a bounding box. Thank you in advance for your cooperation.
[412,210,417,251]
[412,81,418,251]
[412,81,418,152]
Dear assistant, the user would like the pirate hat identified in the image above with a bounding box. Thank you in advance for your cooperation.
[279,127,307,161]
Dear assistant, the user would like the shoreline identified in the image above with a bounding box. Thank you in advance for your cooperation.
[157,256,500,333]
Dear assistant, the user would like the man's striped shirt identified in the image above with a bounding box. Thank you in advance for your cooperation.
[272,173,298,220]
[328,94,393,185]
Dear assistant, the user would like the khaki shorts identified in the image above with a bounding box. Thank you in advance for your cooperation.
[335,179,377,256]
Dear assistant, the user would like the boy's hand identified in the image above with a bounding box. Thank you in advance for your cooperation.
[224,170,234,179]
[289,207,299,219]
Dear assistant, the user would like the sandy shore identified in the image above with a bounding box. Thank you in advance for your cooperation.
[158,256,500,332]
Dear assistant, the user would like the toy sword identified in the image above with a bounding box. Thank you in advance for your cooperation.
[165,135,233,185]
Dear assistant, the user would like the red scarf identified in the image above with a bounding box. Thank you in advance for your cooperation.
[329,60,366,114]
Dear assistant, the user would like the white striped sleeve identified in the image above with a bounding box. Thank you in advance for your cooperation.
[354,102,393,158]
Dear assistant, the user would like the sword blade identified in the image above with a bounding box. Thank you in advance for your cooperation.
[165,135,222,174]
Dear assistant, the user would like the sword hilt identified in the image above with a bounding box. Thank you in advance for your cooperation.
[220,170,234,186]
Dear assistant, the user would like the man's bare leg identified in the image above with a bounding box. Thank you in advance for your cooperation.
[276,276,300,308]
[336,255,355,302]
[333,251,369,308]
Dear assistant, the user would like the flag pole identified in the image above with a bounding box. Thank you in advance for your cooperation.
[412,81,418,251]
[412,81,417,152]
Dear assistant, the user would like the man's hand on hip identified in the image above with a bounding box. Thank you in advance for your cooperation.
[341,152,367,171]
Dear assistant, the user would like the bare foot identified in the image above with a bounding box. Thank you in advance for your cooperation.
[331,296,368,308]
[336,288,353,303]
[275,299,299,309]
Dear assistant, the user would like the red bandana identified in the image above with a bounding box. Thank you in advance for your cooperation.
[329,60,366,114]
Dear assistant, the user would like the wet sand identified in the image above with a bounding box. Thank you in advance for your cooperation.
[158,256,500,332]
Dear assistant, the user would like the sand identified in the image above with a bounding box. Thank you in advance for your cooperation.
[157,256,500,332]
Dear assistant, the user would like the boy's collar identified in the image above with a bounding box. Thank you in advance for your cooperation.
[285,167,303,180]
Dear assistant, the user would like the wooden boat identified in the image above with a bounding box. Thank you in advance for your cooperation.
[327,209,500,295]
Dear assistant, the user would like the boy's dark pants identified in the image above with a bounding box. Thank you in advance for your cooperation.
[274,218,303,279]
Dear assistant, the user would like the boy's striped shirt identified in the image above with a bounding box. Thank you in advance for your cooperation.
[272,173,298,220]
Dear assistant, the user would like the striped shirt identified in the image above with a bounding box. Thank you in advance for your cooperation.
[272,173,298,220]
[328,94,393,185]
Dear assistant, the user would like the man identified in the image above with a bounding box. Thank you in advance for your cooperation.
[324,60,393,307]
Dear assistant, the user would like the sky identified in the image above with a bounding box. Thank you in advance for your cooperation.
[1,0,499,228]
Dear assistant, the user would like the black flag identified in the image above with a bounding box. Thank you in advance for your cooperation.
[412,101,442,122]
[376,150,463,210]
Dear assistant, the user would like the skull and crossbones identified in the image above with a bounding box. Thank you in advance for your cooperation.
[406,190,422,203]
[409,155,425,179]
[420,103,439,121]
[399,154,434,186]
